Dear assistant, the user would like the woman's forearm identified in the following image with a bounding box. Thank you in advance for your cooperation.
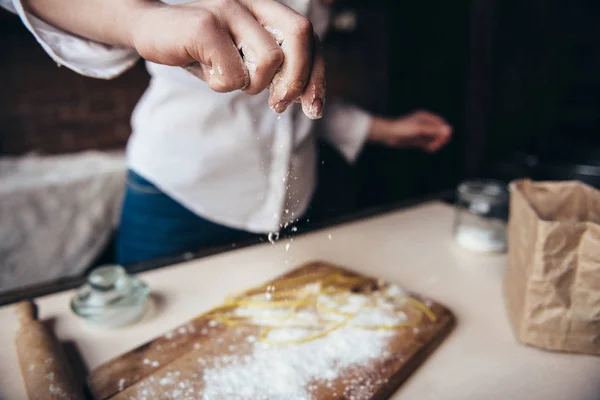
[23,0,146,47]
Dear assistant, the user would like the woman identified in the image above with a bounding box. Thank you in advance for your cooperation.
[1,0,452,265]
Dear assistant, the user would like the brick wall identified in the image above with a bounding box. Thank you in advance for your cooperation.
[0,10,149,155]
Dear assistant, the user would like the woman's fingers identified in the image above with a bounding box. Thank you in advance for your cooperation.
[227,3,284,95]
[145,0,327,116]
[184,12,249,92]
[298,34,326,119]
[413,110,452,135]
[241,0,317,114]
[414,120,452,152]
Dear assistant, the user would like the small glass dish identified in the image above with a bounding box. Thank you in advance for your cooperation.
[71,265,150,328]
[453,180,509,253]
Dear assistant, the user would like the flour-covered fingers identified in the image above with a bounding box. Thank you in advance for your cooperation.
[241,0,315,113]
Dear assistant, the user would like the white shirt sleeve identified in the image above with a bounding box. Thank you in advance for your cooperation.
[0,0,139,79]
[319,99,373,163]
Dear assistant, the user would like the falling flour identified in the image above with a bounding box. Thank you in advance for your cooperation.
[267,231,280,244]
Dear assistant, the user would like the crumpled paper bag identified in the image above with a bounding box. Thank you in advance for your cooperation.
[504,179,600,355]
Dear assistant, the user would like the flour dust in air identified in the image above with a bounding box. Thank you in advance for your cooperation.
[267,231,280,244]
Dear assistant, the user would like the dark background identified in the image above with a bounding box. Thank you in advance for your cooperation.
[2,0,600,219]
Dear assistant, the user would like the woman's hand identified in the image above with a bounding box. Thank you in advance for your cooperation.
[131,0,325,118]
[367,110,453,153]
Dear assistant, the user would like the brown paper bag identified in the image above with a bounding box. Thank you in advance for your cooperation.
[504,179,600,355]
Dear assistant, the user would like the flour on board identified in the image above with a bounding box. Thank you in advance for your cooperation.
[124,284,421,400]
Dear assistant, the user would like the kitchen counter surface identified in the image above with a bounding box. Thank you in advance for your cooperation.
[0,201,599,399]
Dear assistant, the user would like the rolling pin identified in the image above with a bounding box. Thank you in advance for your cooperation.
[14,300,84,400]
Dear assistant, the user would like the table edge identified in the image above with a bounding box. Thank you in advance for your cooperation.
[0,190,455,306]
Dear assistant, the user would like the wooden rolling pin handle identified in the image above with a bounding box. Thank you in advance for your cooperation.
[14,300,85,400]
[15,299,38,324]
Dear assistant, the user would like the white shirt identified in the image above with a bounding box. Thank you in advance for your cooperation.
[1,0,372,233]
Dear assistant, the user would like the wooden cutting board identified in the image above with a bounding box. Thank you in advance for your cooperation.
[88,261,454,400]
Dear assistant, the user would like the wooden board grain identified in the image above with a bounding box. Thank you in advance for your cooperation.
[88,261,455,400]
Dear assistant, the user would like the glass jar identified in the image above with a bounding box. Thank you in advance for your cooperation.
[453,180,509,253]
[71,265,150,328]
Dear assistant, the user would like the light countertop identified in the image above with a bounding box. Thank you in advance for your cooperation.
[1,201,599,399]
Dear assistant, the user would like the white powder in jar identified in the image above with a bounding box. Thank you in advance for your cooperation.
[454,225,506,253]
